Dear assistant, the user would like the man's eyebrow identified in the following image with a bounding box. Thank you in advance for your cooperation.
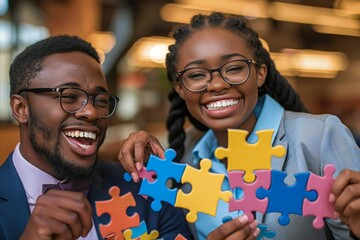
[55,82,109,93]
[95,86,108,93]
[56,82,81,88]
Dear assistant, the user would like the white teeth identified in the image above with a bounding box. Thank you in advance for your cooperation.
[64,130,97,140]
[206,99,239,110]
[79,143,91,150]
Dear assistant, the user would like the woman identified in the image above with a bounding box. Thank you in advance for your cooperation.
[119,12,360,240]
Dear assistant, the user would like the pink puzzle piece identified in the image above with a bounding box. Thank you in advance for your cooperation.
[124,166,156,183]
[303,164,337,229]
[228,170,271,221]
[95,186,140,240]
[138,167,156,182]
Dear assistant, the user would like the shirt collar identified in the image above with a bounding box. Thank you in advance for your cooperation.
[12,143,59,202]
[192,94,284,165]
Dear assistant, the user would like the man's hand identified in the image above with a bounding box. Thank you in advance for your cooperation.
[20,190,93,240]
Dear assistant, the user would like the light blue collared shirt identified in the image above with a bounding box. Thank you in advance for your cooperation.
[191,94,284,239]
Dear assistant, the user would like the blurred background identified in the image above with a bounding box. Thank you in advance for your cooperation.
[0,0,359,163]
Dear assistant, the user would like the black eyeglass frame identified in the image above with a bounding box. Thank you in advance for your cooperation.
[176,59,258,92]
[17,87,119,119]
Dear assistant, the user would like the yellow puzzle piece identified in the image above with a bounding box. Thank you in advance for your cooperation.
[123,229,159,240]
[175,159,233,223]
[215,129,286,182]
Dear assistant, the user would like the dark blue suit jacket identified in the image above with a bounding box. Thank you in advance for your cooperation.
[0,153,192,240]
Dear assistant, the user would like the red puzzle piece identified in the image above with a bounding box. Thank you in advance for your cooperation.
[96,186,140,240]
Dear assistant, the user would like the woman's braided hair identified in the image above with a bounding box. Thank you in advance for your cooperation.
[165,12,307,161]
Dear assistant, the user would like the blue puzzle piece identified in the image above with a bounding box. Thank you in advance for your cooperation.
[128,220,147,238]
[222,215,233,223]
[257,224,276,240]
[124,172,132,182]
[139,148,186,211]
[222,216,276,239]
[256,170,317,226]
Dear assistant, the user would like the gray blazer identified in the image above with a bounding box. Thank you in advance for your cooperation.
[183,111,360,240]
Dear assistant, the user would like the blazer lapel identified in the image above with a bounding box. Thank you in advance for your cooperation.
[0,154,31,239]
[88,170,112,239]
[271,116,288,172]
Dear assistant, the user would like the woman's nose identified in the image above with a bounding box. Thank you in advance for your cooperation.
[206,71,230,92]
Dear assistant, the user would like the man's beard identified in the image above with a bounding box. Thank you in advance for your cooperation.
[28,109,97,180]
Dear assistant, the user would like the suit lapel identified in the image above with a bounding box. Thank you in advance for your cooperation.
[0,154,31,239]
[271,116,288,172]
[88,170,111,239]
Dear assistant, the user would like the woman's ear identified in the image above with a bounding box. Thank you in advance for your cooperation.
[10,95,29,124]
[257,63,267,87]
[173,80,185,100]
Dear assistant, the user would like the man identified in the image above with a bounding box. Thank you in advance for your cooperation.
[0,35,192,239]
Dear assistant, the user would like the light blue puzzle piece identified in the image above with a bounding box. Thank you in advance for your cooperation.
[139,149,186,211]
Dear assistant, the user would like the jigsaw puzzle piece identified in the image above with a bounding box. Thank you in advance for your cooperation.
[123,228,159,240]
[215,129,286,182]
[124,166,156,183]
[139,148,186,211]
[228,170,271,221]
[125,220,147,239]
[175,233,188,240]
[222,216,276,240]
[95,186,140,240]
[257,224,276,240]
[256,170,317,226]
[303,164,337,228]
[175,159,232,223]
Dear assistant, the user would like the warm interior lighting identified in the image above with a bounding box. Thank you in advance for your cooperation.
[176,0,269,18]
[160,4,212,23]
[313,25,360,37]
[160,1,360,37]
[335,0,360,14]
[271,49,348,78]
[160,1,268,23]
[125,36,175,69]
[87,31,116,54]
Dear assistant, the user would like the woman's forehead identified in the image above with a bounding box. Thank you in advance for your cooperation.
[177,28,252,65]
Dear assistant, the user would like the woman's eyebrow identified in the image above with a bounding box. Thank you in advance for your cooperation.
[183,59,206,69]
[221,53,248,60]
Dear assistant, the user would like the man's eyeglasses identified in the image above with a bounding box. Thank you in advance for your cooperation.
[17,87,119,119]
[176,59,257,92]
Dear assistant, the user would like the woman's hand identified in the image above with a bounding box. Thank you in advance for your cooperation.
[118,130,164,182]
[331,169,360,238]
[207,215,260,240]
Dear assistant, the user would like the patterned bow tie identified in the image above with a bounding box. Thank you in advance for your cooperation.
[42,179,90,196]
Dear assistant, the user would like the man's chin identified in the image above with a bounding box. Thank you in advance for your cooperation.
[52,158,98,180]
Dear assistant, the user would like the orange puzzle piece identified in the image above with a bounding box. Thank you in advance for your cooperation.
[95,186,140,240]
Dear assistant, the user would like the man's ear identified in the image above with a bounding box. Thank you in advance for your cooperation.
[173,80,185,100]
[10,95,29,124]
[257,63,267,87]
